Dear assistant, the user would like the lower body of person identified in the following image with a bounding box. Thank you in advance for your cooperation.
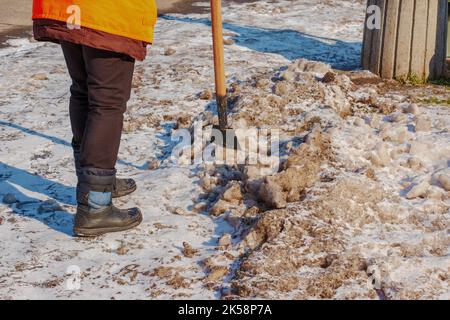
[61,41,142,237]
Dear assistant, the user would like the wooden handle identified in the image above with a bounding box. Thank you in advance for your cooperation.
[211,0,226,97]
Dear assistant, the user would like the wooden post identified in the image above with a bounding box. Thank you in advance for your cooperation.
[448,0,450,58]
[362,0,448,80]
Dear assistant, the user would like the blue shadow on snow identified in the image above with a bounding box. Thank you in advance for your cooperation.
[161,15,362,70]
[0,162,75,236]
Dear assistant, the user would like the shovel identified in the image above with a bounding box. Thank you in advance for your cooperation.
[210,0,236,150]
[210,0,228,130]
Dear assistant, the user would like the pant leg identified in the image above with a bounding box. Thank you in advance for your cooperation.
[60,41,89,152]
[81,46,135,170]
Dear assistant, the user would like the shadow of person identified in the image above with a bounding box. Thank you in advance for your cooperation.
[0,162,75,236]
[161,15,362,70]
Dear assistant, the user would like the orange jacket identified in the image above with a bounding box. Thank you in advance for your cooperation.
[32,0,158,43]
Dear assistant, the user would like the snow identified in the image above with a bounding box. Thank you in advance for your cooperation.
[0,0,448,300]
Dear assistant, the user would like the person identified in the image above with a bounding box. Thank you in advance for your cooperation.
[32,0,158,236]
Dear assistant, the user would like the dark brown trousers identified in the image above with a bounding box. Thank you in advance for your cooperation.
[61,41,135,170]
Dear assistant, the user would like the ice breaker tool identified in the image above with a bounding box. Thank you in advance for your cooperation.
[211,0,228,134]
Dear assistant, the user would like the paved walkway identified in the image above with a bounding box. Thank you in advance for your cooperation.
[0,0,32,34]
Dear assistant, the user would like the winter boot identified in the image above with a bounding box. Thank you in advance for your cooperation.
[73,142,136,198]
[73,168,142,237]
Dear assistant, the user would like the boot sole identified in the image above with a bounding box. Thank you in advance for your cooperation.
[73,213,143,237]
[112,184,137,198]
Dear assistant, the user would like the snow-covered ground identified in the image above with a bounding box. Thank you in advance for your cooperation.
[0,0,448,300]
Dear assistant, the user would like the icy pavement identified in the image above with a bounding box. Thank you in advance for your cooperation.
[0,0,448,300]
